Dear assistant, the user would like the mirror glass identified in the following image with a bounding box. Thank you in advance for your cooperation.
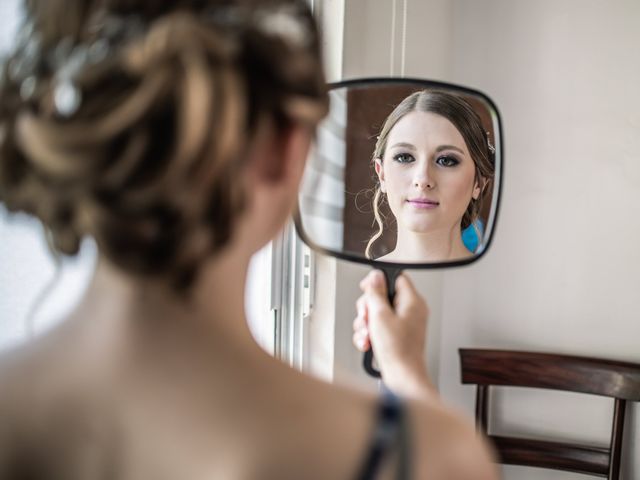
[295,79,502,267]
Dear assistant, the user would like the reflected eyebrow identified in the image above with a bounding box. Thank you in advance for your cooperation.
[389,142,466,154]
[436,145,465,154]
[389,142,416,150]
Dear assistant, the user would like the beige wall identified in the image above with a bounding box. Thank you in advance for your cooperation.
[331,0,640,478]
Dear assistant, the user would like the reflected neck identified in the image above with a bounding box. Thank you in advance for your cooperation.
[389,225,471,263]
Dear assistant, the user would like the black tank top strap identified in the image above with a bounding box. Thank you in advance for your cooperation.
[356,388,411,480]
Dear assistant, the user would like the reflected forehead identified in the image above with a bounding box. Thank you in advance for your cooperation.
[387,111,467,152]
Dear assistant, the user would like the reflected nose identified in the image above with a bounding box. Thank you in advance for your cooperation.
[413,161,435,190]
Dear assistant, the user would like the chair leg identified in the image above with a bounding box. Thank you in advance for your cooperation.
[608,399,626,480]
[476,385,489,433]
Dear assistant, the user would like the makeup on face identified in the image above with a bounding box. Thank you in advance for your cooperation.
[378,111,477,234]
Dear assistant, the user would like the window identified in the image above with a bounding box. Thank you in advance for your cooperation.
[247,222,313,369]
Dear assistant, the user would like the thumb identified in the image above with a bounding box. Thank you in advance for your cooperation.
[393,273,424,317]
[361,270,388,298]
[363,270,392,317]
[370,270,387,296]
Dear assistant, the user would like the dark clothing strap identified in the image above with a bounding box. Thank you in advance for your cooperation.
[357,389,410,480]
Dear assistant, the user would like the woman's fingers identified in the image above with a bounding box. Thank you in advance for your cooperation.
[359,269,386,295]
[352,329,370,351]
[353,296,367,330]
[353,294,370,351]
[354,270,394,354]
[353,271,431,391]
[360,271,392,320]
[353,271,429,360]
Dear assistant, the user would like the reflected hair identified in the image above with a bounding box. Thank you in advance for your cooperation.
[0,0,328,290]
[365,90,495,259]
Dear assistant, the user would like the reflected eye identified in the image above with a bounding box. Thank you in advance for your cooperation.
[436,155,460,167]
[392,153,415,164]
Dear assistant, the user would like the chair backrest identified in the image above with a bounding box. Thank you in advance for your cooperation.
[459,349,640,480]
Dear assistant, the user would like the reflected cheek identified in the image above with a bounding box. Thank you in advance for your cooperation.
[441,175,475,215]
[383,170,410,213]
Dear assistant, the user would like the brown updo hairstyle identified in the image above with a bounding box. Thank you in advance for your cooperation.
[0,0,328,289]
[365,90,495,259]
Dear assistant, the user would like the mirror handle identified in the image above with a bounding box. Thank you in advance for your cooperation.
[362,267,402,378]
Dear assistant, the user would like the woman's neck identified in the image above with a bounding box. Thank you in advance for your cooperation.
[390,225,471,263]
[72,244,260,362]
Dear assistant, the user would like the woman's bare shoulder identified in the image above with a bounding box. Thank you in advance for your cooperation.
[0,325,89,427]
[0,334,60,408]
[0,336,60,474]
[227,359,376,479]
[267,368,497,480]
[0,323,121,478]
[0,323,108,440]
[0,318,86,391]
[282,366,497,480]
[400,396,498,480]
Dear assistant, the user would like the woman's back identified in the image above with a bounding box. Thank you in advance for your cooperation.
[0,254,374,478]
[0,299,385,480]
[0,277,491,480]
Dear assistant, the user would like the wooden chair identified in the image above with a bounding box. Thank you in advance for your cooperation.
[459,349,640,479]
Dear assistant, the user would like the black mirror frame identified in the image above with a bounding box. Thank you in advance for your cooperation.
[293,76,504,270]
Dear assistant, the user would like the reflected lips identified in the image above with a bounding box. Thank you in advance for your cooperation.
[407,198,439,209]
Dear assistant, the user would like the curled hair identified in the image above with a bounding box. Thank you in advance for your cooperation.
[0,0,328,289]
[365,90,495,259]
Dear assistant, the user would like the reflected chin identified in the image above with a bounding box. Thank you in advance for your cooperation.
[401,218,441,233]
[400,212,465,235]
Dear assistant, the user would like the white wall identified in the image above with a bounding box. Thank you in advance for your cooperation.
[335,0,640,478]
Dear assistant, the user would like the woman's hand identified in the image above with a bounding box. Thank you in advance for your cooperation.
[352,270,434,398]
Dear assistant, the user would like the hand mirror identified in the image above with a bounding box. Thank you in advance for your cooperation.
[293,78,503,377]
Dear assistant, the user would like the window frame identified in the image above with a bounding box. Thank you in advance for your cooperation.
[270,222,314,371]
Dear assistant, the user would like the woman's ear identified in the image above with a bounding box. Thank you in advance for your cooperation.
[472,175,485,200]
[280,125,312,187]
[374,158,386,193]
[238,123,312,252]
[248,120,311,187]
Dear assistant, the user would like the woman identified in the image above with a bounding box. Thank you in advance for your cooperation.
[0,1,496,478]
[365,90,495,263]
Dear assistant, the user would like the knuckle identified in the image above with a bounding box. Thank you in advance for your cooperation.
[367,301,386,318]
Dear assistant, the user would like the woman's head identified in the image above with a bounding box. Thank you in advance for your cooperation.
[366,90,495,259]
[0,0,328,288]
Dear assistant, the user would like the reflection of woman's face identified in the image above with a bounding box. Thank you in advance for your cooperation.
[375,111,480,236]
